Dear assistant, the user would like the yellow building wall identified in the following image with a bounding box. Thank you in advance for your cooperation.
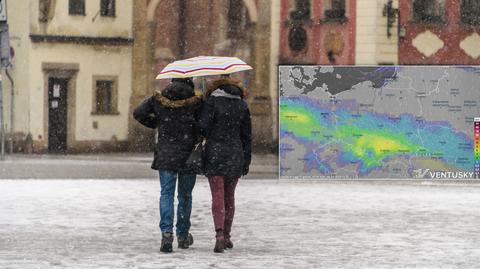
[375,0,399,64]
[7,0,133,151]
[27,43,132,142]
[31,0,133,37]
[355,0,398,65]
[5,0,32,136]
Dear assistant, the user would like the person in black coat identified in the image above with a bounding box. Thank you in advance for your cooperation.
[133,78,202,253]
[198,76,252,253]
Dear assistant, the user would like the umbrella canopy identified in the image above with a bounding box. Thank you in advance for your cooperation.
[156,56,253,79]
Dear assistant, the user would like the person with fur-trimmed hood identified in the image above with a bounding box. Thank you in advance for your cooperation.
[133,78,202,253]
[199,75,252,253]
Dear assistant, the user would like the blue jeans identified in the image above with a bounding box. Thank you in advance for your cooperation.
[159,170,196,237]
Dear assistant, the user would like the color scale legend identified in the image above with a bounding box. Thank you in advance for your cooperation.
[475,118,480,179]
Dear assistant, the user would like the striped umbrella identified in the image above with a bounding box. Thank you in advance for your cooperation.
[156,56,253,79]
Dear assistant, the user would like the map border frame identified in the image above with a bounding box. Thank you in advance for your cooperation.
[278,65,480,180]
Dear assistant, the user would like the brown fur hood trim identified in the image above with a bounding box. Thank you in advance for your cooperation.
[154,91,202,108]
[206,78,246,98]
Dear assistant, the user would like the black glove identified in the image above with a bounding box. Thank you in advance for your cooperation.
[242,165,249,176]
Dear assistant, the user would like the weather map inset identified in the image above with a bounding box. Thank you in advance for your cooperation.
[279,66,480,179]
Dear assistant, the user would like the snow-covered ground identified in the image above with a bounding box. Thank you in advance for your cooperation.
[1,179,480,268]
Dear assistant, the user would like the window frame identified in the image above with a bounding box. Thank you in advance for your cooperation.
[460,0,480,26]
[321,0,348,24]
[68,0,86,16]
[100,0,116,17]
[92,76,119,116]
[411,0,446,24]
[289,0,312,22]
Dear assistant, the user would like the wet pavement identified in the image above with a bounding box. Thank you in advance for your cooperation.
[0,153,278,179]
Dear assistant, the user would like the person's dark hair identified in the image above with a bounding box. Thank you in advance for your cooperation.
[171,77,195,89]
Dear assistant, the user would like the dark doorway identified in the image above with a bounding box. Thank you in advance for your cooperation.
[48,77,69,153]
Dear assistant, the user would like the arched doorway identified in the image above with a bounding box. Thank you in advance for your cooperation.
[147,0,258,88]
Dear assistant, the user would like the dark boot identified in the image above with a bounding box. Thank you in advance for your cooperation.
[214,230,225,253]
[224,237,233,249]
[214,237,225,253]
[177,233,194,249]
[160,232,173,253]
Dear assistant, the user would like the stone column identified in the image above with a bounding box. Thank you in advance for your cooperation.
[128,0,155,151]
[249,2,275,153]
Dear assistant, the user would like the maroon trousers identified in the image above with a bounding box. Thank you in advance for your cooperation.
[208,176,239,238]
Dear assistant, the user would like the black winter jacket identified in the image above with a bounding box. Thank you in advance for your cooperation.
[133,81,202,171]
[199,79,252,178]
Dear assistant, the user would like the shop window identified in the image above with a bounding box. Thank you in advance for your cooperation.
[93,77,118,115]
[101,0,116,17]
[290,0,311,21]
[461,0,480,25]
[69,0,85,15]
[324,0,346,21]
[412,0,445,23]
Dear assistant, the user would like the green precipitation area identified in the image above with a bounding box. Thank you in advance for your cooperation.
[280,98,472,173]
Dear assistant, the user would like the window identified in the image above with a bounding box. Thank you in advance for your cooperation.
[288,26,308,52]
[227,0,249,38]
[412,0,445,23]
[101,0,116,17]
[93,77,118,115]
[289,0,311,21]
[69,0,85,15]
[324,0,346,21]
[96,81,113,114]
[461,0,480,25]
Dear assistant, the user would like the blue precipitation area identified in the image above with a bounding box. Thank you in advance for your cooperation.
[280,96,474,176]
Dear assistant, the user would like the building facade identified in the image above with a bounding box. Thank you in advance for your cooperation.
[398,0,480,64]
[136,0,278,152]
[278,0,401,65]
[355,0,399,65]
[6,0,133,153]
[279,0,357,65]
[4,0,479,154]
